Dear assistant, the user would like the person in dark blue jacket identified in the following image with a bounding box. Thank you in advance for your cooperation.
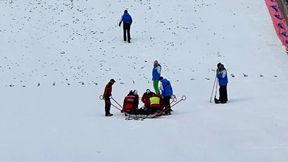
[160,77,173,115]
[215,63,228,104]
[119,10,132,43]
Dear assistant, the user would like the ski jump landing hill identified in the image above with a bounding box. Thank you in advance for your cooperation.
[0,0,288,162]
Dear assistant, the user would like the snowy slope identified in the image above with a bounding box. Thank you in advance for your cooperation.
[1,0,288,162]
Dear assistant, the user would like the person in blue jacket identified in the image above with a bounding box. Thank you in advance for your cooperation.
[215,63,228,104]
[152,60,161,94]
[160,76,173,115]
[119,10,132,43]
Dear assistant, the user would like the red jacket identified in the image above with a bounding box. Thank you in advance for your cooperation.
[141,93,150,107]
[103,83,113,99]
[123,95,136,112]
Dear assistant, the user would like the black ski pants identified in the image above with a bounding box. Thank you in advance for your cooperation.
[219,86,228,103]
[123,23,131,42]
[163,96,171,112]
[104,98,111,115]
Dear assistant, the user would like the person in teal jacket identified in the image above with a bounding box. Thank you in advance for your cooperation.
[152,60,161,94]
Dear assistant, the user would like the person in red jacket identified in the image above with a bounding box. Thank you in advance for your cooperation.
[141,89,155,110]
[122,90,138,114]
[103,79,115,117]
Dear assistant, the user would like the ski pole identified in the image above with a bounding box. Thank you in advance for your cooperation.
[209,73,217,103]
[214,79,218,100]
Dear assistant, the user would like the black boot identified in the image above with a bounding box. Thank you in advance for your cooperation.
[164,109,171,115]
[105,113,113,117]
[214,98,220,104]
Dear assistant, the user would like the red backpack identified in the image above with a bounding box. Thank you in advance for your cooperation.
[123,95,136,112]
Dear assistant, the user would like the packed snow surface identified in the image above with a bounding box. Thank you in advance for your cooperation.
[0,0,288,162]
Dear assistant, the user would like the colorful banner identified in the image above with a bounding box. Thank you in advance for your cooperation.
[265,0,288,48]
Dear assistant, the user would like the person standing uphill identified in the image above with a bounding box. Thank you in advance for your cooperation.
[152,60,161,94]
[214,63,228,104]
[119,10,132,43]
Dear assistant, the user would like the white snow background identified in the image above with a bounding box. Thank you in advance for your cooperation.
[0,0,288,162]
